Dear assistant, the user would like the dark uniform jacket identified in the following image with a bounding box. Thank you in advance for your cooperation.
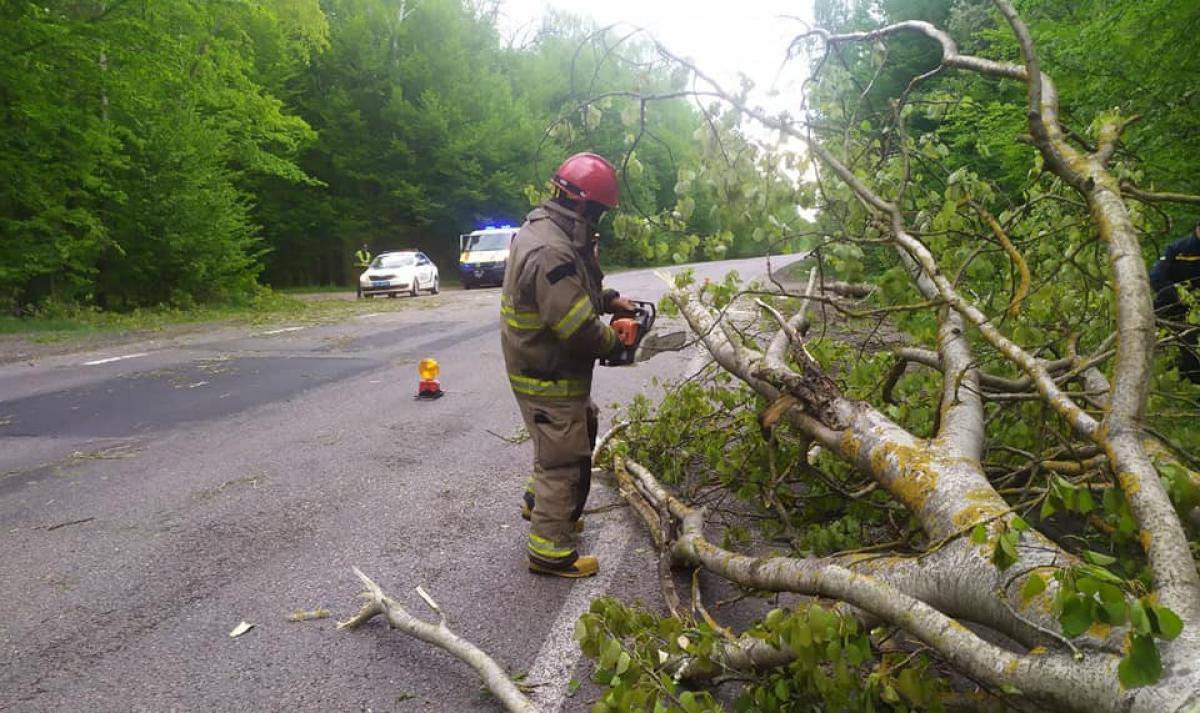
[500,202,620,399]
[1150,233,1200,315]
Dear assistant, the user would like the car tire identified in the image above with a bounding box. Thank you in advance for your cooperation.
[387,292,397,299]
[430,277,440,294]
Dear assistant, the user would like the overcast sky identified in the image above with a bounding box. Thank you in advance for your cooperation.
[496,0,817,126]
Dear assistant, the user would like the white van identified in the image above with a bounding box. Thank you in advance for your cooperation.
[458,225,518,289]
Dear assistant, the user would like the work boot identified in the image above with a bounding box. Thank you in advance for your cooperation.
[520,501,584,532]
[528,555,599,578]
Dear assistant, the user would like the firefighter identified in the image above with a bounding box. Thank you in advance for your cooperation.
[354,243,372,299]
[500,152,636,578]
[1149,219,1200,382]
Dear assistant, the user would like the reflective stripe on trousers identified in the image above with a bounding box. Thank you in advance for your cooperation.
[515,396,596,564]
[508,373,589,398]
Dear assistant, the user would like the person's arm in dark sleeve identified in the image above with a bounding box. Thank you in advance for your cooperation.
[534,251,620,358]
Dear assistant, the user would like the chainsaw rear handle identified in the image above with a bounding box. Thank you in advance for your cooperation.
[600,300,656,366]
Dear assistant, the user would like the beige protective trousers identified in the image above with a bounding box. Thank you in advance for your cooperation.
[516,395,599,568]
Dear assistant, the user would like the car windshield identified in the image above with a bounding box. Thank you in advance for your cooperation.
[464,232,511,251]
[373,254,415,269]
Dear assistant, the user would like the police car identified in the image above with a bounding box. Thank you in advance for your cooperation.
[459,225,518,289]
[358,251,440,298]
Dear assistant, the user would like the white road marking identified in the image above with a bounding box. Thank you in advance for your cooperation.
[83,353,147,366]
[260,326,305,335]
[527,522,632,713]
[357,312,382,319]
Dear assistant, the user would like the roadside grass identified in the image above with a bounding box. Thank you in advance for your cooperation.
[275,284,355,295]
[0,288,442,344]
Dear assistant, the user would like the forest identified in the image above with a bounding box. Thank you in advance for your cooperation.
[0,0,806,314]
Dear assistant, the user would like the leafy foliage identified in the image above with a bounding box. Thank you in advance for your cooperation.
[577,597,945,712]
[577,0,1200,706]
[3,1,780,312]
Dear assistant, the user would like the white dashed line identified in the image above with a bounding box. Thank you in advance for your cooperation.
[527,522,632,713]
[83,353,148,366]
[260,326,305,335]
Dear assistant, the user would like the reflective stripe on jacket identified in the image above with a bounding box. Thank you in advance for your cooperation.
[500,203,619,399]
[1150,233,1200,312]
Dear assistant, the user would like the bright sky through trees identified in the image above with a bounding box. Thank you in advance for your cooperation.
[498,0,816,122]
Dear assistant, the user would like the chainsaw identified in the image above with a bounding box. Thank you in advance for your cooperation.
[600,300,687,366]
[600,300,655,367]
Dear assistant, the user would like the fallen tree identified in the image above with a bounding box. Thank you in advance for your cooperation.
[573,0,1200,709]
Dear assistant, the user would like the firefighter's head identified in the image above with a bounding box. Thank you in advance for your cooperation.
[552,152,619,225]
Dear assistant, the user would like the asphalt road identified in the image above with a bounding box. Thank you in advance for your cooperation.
[0,255,802,713]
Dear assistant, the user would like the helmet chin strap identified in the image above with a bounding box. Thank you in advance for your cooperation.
[552,192,604,228]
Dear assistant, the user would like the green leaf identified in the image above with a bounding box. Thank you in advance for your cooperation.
[1077,487,1096,514]
[1077,564,1125,585]
[1021,573,1047,603]
[1082,550,1117,566]
[615,651,631,675]
[1130,599,1152,635]
[993,532,1019,570]
[1097,584,1127,625]
[774,678,789,701]
[1150,606,1184,641]
[600,639,622,669]
[1118,634,1163,688]
[970,523,988,544]
[1076,576,1100,597]
[764,608,786,629]
[1059,597,1093,638]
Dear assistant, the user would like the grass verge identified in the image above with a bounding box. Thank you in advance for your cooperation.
[0,289,440,345]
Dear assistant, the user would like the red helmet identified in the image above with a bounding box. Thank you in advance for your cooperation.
[552,152,619,209]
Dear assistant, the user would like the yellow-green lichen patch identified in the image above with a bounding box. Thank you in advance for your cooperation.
[890,463,940,513]
[865,440,940,512]
[1117,471,1141,497]
[952,502,1008,531]
[852,555,907,576]
[840,430,864,463]
[1139,529,1153,551]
